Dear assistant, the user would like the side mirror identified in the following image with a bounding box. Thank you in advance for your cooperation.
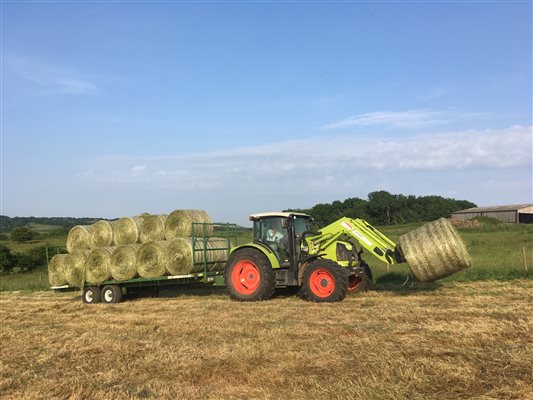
[281,218,289,228]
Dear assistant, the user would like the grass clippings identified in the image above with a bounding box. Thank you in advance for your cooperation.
[0,281,531,399]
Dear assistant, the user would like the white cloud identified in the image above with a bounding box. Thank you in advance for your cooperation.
[131,165,147,173]
[83,126,531,192]
[6,56,99,95]
[320,109,482,129]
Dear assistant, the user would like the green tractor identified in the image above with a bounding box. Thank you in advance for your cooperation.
[224,212,405,302]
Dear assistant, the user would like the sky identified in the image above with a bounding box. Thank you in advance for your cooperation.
[1,0,532,226]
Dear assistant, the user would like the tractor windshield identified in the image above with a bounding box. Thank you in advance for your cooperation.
[293,217,311,238]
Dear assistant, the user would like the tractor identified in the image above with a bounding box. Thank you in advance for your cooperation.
[224,212,405,302]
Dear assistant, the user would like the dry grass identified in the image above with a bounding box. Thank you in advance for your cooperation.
[1,281,532,400]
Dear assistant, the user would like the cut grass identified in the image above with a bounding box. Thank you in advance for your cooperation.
[0,281,531,399]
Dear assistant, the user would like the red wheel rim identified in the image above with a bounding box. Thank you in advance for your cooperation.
[309,268,335,298]
[231,260,260,295]
[348,275,362,291]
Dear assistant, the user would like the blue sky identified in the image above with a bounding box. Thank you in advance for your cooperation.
[2,1,532,225]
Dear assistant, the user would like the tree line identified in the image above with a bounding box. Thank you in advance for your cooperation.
[0,216,101,233]
[285,190,476,227]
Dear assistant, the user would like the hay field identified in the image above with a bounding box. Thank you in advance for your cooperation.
[1,281,532,399]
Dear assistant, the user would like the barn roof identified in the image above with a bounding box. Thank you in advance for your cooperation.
[452,204,533,214]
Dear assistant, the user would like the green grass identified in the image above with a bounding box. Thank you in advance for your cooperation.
[2,237,66,253]
[366,222,533,283]
[25,222,65,233]
[0,267,50,292]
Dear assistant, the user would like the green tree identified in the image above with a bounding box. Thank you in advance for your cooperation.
[0,245,16,273]
[10,227,36,243]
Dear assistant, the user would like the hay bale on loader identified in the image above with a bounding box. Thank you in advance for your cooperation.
[137,241,171,278]
[48,254,67,286]
[110,244,142,281]
[140,215,167,243]
[114,216,144,245]
[90,220,116,248]
[63,250,90,287]
[399,218,472,282]
[165,210,213,239]
[85,247,115,285]
[66,225,92,252]
[166,237,229,275]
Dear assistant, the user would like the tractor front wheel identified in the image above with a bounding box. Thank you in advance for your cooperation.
[299,259,348,302]
[224,249,275,301]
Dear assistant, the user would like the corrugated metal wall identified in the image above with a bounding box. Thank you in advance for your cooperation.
[452,210,518,223]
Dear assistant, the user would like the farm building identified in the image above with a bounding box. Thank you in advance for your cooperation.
[452,204,533,224]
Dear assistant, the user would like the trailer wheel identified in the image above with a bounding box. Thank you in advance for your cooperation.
[224,248,275,301]
[82,287,101,304]
[299,259,348,302]
[101,285,123,304]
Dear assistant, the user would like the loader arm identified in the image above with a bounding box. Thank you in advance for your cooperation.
[304,217,404,265]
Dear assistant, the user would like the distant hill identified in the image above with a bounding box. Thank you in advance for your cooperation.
[0,216,110,233]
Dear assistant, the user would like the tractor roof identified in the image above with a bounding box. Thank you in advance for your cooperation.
[249,212,312,220]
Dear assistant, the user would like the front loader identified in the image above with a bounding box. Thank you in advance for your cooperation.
[224,212,405,302]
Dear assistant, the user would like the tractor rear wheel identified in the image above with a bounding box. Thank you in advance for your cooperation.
[224,248,275,301]
[299,259,348,302]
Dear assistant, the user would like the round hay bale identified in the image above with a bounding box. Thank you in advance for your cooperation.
[399,218,472,282]
[110,244,142,281]
[48,254,67,286]
[85,247,115,285]
[140,214,167,243]
[90,220,116,248]
[66,225,92,252]
[114,216,144,245]
[166,237,229,275]
[137,241,171,278]
[63,250,90,287]
[165,209,213,239]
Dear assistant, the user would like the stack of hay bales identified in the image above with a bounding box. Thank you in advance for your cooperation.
[49,209,229,287]
[399,218,472,282]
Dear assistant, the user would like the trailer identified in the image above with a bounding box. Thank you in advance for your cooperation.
[50,222,238,304]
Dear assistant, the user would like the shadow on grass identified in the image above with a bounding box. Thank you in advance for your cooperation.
[371,272,443,294]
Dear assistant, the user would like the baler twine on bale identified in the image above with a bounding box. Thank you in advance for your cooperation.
[137,241,171,278]
[66,225,93,252]
[90,220,116,248]
[166,237,229,275]
[114,216,144,245]
[63,250,90,287]
[165,210,213,239]
[48,254,67,286]
[399,218,472,282]
[140,214,167,243]
[85,247,115,285]
[110,244,142,281]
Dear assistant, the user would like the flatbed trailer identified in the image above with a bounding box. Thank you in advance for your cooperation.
[50,222,238,304]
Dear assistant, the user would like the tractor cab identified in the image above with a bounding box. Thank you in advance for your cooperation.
[249,212,313,266]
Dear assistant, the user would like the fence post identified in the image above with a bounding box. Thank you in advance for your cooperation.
[522,247,528,272]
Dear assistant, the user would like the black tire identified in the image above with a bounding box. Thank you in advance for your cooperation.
[224,248,276,301]
[101,285,123,304]
[299,259,348,302]
[361,262,373,282]
[348,272,368,293]
[347,261,373,293]
[82,286,101,304]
